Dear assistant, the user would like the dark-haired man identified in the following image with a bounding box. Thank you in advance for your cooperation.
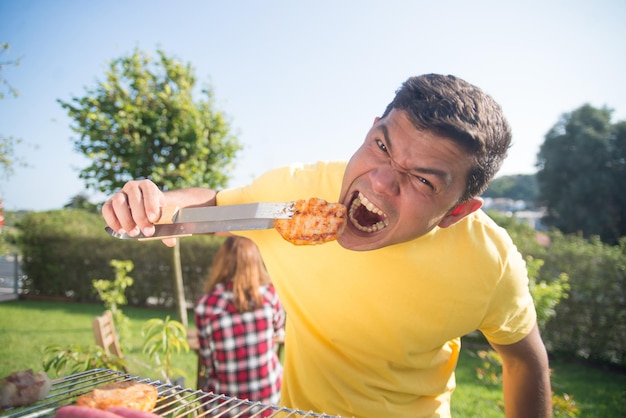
[103,74,551,417]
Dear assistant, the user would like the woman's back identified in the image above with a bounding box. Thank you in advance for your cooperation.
[194,236,285,417]
[195,281,284,402]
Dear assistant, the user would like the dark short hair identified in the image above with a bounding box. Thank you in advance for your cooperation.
[382,74,512,201]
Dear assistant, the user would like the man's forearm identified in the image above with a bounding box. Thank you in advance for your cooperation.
[492,324,552,417]
[501,360,552,417]
[164,187,217,209]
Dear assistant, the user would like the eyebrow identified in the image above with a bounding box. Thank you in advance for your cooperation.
[378,122,452,186]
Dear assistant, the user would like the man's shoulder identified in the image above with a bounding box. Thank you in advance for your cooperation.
[238,161,346,201]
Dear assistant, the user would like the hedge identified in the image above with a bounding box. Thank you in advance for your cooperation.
[17,209,223,306]
[490,212,625,367]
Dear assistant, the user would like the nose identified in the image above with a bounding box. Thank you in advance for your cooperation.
[370,163,400,195]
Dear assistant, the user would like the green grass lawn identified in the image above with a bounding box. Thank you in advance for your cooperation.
[1,299,624,416]
[0,299,198,387]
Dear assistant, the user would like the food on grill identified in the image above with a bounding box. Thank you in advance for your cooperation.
[76,381,158,412]
[15,368,335,418]
[55,405,125,418]
[274,198,347,245]
[0,369,52,408]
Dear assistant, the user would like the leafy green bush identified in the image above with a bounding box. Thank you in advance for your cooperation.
[526,256,570,330]
[16,209,223,306]
[92,259,135,350]
[539,234,625,365]
[475,349,502,385]
[43,344,127,377]
[489,212,625,366]
[552,393,581,417]
[142,316,190,382]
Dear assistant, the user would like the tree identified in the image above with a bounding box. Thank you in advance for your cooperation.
[59,48,240,193]
[0,135,21,181]
[0,42,21,99]
[64,193,100,213]
[611,120,626,238]
[59,48,241,325]
[536,104,625,244]
[0,43,24,181]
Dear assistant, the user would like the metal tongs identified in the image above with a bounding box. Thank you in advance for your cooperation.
[105,202,295,240]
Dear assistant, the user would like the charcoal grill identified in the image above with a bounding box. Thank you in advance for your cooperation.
[1,368,343,418]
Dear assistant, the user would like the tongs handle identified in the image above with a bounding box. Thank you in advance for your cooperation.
[154,206,180,225]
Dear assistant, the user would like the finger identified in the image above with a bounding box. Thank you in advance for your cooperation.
[136,181,165,224]
[102,191,139,236]
[123,180,161,237]
[101,198,124,233]
[163,237,177,247]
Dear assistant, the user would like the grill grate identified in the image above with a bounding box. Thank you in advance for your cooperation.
[1,369,342,418]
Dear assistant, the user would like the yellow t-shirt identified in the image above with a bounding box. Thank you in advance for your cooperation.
[217,161,536,418]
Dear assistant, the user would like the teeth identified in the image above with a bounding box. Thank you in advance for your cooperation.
[349,192,389,233]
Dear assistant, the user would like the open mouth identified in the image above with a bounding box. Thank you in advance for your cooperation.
[348,192,389,233]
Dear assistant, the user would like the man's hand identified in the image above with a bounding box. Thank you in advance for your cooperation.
[101,180,218,247]
[102,180,166,239]
[491,324,552,417]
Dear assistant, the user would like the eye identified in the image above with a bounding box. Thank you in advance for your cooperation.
[415,176,434,189]
[407,173,436,192]
[375,139,388,153]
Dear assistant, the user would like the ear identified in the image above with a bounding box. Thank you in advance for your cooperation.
[438,197,483,228]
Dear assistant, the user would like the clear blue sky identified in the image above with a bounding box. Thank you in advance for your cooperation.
[1,0,624,211]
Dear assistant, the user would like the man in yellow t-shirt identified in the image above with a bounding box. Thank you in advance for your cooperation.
[103,74,552,417]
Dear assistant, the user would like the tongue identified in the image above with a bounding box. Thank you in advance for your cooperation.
[355,205,383,227]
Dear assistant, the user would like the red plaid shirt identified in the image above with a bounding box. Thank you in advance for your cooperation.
[194,282,285,416]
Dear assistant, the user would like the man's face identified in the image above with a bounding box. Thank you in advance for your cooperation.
[337,109,476,251]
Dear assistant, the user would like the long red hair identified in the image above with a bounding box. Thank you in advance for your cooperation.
[204,236,271,312]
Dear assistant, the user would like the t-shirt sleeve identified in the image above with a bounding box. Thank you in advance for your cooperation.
[479,244,537,345]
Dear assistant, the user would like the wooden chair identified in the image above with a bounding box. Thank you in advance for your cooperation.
[93,310,123,358]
